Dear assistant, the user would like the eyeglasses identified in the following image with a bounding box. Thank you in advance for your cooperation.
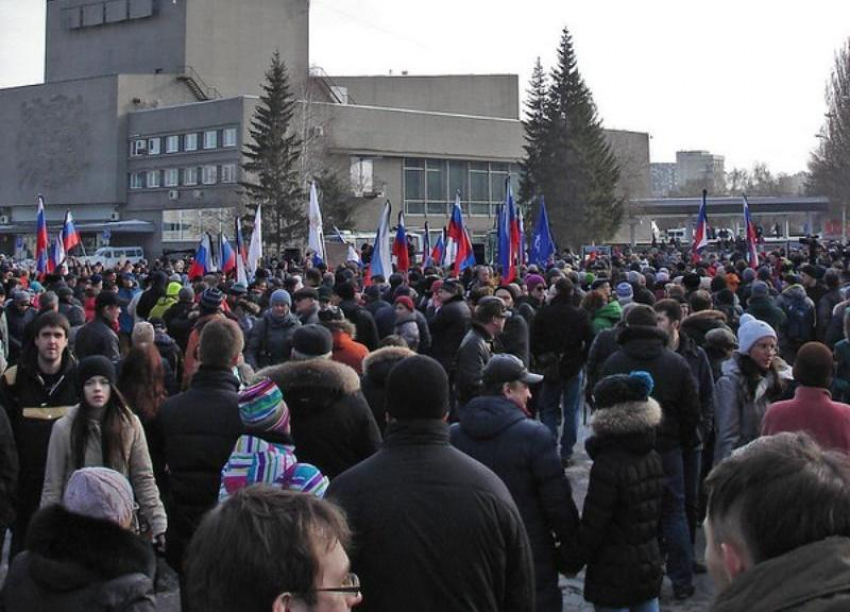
[314,572,361,597]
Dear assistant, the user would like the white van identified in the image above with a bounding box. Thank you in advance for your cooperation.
[82,246,145,268]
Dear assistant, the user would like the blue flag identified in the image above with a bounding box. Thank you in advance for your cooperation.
[529,196,556,267]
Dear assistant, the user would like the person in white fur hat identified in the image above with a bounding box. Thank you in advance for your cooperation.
[713,314,792,462]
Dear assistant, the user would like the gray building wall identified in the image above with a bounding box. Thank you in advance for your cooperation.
[604,129,651,201]
[185,0,310,98]
[46,0,187,83]
[327,75,519,120]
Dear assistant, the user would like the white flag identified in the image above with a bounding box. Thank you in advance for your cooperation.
[307,181,326,263]
[247,204,263,279]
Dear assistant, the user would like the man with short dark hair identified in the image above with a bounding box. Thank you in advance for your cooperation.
[1,312,77,556]
[455,296,507,405]
[73,290,121,362]
[763,341,850,453]
[159,317,244,589]
[531,278,594,467]
[328,355,535,612]
[705,432,850,611]
[185,487,360,612]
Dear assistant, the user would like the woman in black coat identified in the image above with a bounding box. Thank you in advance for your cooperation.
[360,345,415,435]
[564,372,665,611]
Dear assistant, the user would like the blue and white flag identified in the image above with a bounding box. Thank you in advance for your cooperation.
[308,181,326,265]
[529,196,556,267]
[370,201,393,280]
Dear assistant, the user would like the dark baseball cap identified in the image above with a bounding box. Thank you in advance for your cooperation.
[483,354,543,386]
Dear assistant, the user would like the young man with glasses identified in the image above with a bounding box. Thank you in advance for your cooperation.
[185,486,361,612]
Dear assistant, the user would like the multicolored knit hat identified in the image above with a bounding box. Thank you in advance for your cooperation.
[238,379,290,435]
[218,435,329,501]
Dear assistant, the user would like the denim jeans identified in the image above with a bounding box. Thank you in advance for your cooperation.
[681,446,702,544]
[539,370,583,461]
[660,449,694,588]
[595,598,659,612]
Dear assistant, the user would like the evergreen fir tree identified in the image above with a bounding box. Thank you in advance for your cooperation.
[520,57,548,207]
[316,168,357,232]
[241,50,305,254]
[522,28,623,249]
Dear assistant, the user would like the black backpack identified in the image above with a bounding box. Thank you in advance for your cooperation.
[785,298,814,344]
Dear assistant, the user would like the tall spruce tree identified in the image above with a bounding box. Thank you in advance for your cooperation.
[241,50,305,254]
[316,168,357,232]
[522,28,623,249]
[520,57,548,207]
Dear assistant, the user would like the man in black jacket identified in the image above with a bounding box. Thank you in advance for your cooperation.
[2,312,77,556]
[427,280,471,375]
[451,354,578,612]
[601,304,700,600]
[74,290,121,362]
[531,278,594,467]
[335,281,379,351]
[328,355,535,612]
[0,398,17,556]
[159,318,244,589]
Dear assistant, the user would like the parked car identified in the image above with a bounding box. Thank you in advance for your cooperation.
[82,246,145,268]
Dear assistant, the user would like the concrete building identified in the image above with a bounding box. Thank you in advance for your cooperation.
[651,163,677,197]
[0,0,650,257]
[675,150,725,191]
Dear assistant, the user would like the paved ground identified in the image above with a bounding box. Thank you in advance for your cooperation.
[0,424,714,611]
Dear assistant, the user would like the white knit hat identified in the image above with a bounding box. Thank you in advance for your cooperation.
[63,467,135,526]
[737,314,777,355]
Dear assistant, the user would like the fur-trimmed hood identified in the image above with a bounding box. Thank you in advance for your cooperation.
[361,346,415,382]
[591,397,662,437]
[683,309,728,325]
[24,504,155,586]
[258,358,361,415]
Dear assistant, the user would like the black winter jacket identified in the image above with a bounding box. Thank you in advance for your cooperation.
[158,366,243,572]
[531,294,593,381]
[360,346,414,435]
[563,397,664,608]
[244,311,300,369]
[1,504,156,612]
[328,420,535,612]
[427,295,471,372]
[74,316,120,362]
[451,396,579,612]
[496,310,530,367]
[455,323,494,405]
[258,358,381,478]
[600,325,700,451]
[0,406,17,527]
[1,353,77,520]
[676,333,715,448]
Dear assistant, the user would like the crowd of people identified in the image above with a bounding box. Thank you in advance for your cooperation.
[0,239,850,611]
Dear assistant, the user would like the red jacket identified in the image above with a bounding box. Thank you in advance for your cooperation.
[763,386,850,453]
[331,330,369,375]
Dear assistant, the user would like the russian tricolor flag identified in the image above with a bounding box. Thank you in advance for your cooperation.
[62,210,81,254]
[188,234,212,280]
[35,195,49,275]
[742,194,759,269]
[445,192,475,277]
[235,216,248,285]
[692,189,710,261]
[392,211,410,272]
[430,229,445,267]
[219,233,237,275]
[48,232,65,273]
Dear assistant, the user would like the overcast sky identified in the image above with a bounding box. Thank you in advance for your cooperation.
[4,1,850,175]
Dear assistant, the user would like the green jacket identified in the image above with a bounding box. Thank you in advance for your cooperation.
[591,301,622,335]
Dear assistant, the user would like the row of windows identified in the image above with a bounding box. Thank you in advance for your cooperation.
[402,158,521,217]
[129,128,238,157]
[129,164,238,189]
[162,207,236,243]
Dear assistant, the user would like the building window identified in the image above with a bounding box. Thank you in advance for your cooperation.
[184,167,198,186]
[403,158,520,217]
[146,169,160,188]
[350,157,373,196]
[223,128,237,147]
[203,130,218,150]
[202,165,217,185]
[221,163,237,184]
[162,207,236,242]
[131,139,147,156]
[164,168,179,187]
[185,133,198,152]
[129,172,144,189]
[147,137,161,155]
[165,135,179,154]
